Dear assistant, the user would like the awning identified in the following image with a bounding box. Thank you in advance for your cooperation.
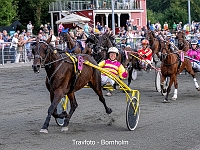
[55,13,90,24]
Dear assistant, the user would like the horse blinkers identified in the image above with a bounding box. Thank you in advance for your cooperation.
[32,42,48,73]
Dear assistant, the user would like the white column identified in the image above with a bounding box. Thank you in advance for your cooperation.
[50,12,54,32]
[105,13,109,26]
[93,13,96,30]
[117,13,121,27]
[59,12,62,20]
[129,13,131,20]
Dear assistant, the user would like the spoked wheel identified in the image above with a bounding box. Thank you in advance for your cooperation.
[126,97,140,131]
[131,69,137,80]
[161,77,169,96]
[155,70,161,92]
[55,96,70,126]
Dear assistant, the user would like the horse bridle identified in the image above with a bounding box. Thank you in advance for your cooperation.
[160,41,179,65]
[34,41,51,66]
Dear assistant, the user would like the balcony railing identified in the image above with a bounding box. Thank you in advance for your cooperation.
[49,0,141,12]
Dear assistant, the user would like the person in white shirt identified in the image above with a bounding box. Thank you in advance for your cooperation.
[11,33,19,63]
[27,21,34,36]
[49,30,57,47]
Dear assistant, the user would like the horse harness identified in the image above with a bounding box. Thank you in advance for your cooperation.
[36,41,83,87]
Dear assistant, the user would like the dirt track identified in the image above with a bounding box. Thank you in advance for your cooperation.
[0,65,200,150]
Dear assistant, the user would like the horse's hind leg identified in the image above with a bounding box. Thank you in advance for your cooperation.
[89,81,112,114]
[184,61,200,90]
[61,92,78,131]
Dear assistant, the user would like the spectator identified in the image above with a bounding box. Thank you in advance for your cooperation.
[97,22,102,31]
[0,34,4,49]
[27,21,34,36]
[83,22,90,36]
[177,22,182,31]
[47,23,51,35]
[98,47,128,96]
[2,30,11,63]
[17,34,25,62]
[163,22,169,31]
[58,22,64,36]
[10,33,19,63]
[172,22,177,31]
[43,24,49,39]
[24,32,34,61]
[39,24,44,31]
[49,30,57,47]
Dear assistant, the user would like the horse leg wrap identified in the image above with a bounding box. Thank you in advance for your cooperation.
[193,78,199,89]
[172,89,177,100]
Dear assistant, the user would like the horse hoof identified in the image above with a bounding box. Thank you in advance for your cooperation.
[172,97,177,101]
[61,126,69,132]
[163,99,170,103]
[197,87,200,91]
[106,108,112,114]
[40,129,48,133]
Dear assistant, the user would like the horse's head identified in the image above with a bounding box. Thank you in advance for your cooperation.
[96,33,112,52]
[178,38,185,49]
[32,36,52,73]
[160,40,171,60]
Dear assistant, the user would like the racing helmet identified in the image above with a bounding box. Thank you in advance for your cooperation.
[141,39,149,45]
[167,32,172,37]
[191,39,198,45]
[108,47,119,54]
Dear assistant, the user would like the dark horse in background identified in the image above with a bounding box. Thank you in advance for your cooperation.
[94,32,122,63]
[0,20,22,33]
[32,36,112,133]
[160,40,200,102]
[61,29,82,54]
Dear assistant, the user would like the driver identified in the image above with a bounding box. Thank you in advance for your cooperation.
[98,47,128,96]
[137,39,153,70]
[186,39,200,71]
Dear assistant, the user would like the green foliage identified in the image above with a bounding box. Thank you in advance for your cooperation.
[17,0,55,34]
[147,0,200,29]
[0,0,18,26]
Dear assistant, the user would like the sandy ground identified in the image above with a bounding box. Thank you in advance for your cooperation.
[0,64,200,150]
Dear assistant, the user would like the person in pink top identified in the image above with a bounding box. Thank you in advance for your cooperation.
[98,47,128,96]
[58,22,64,36]
[186,39,200,71]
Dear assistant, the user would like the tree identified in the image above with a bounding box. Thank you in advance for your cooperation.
[0,0,18,26]
[17,0,55,34]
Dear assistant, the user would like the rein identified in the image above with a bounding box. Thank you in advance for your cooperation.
[161,52,179,66]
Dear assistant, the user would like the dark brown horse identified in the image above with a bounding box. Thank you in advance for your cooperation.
[62,31,82,54]
[32,37,112,133]
[82,34,99,55]
[96,32,122,63]
[146,30,161,66]
[160,40,200,102]
[122,48,140,86]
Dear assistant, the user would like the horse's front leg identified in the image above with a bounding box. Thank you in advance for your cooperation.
[165,75,175,102]
[172,75,178,100]
[61,92,78,132]
[161,75,167,94]
[40,90,63,133]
